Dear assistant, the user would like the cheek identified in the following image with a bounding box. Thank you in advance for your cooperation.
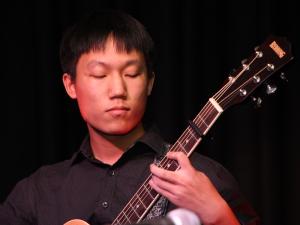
[130,85,149,115]
[75,85,103,120]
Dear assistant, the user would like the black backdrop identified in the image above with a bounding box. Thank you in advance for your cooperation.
[1,1,299,225]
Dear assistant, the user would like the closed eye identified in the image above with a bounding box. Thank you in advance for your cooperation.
[125,73,141,78]
[90,74,106,79]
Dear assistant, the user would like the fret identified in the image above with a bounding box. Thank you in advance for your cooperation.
[121,210,132,224]
[123,199,148,224]
[135,194,147,208]
[113,216,123,225]
[176,141,188,154]
[143,183,157,199]
[197,114,209,127]
[191,118,208,135]
[129,202,142,218]
[194,102,221,135]
[187,127,198,139]
[183,128,199,150]
[172,128,200,157]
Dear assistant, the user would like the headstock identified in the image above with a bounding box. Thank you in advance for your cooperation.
[215,36,293,110]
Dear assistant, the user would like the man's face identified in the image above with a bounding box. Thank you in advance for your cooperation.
[63,38,154,136]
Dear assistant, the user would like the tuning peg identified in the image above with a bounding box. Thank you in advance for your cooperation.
[251,96,262,108]
[229,68,236,76]
[241,59,250,70]
[280,72,288,82]
[266,83,277,95]
[254,46,263,58]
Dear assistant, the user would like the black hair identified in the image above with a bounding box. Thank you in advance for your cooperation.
[59,10,155,79]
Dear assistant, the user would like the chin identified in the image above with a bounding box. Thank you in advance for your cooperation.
[105,128,131,136]
[97,124,135,136]
[89,118,142,136]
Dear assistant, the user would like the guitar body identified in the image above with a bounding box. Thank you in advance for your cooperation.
[63,36,293,225]
[64,219,89,225]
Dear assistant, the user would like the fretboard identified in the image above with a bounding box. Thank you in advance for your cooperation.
[111,99,223,225]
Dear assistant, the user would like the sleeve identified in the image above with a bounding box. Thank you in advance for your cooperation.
[1,177,37,225]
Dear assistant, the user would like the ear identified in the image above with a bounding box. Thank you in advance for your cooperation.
[147,73,155,96]
[62,73,77,99]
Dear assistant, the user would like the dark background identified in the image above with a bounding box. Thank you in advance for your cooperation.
[1,1,299,225]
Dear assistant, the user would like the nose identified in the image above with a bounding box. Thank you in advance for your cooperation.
[108,74,127,99]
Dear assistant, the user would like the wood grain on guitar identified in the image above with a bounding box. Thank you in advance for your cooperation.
[63,36,293,225]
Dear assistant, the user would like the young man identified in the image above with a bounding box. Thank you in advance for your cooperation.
[1,10,260,225]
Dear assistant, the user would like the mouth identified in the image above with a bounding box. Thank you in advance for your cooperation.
[106,106,130,116]
[106,106,130,112]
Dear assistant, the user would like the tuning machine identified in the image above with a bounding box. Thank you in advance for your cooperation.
[251,96,263,108]
[241,59,250,70]
[279,72,288,83]
[265,83,277,95]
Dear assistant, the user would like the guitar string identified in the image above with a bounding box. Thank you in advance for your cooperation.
[185,52,260,132]
[113,100,228,225]
[115,45,292,225]
[112,98,226,224]
[218,65,269,107]
[211,52,260,102]
[113,77,244,225]
[176,52,259,139]
[112,69,240,225]
[112,130,205,225]
[112,117,213,225]
[112,52,261,225]
[112,176,157,225]
[113,97,230,225]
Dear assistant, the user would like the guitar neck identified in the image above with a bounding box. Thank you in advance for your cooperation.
[111,99,223,225]
[63,36,292,225]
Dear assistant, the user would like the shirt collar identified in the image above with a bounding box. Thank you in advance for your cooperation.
[70,125,169,165]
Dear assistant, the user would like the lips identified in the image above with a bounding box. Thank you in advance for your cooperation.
[106,106,130,117]
[106,106,130,112]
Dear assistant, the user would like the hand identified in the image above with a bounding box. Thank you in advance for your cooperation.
[149,152,239,225]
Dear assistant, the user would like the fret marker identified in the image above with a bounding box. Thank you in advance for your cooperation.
[209,98,223,113]
[185,139,189,143]
[167,163,171,168]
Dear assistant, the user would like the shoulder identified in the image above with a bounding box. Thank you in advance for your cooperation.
[10,157,73,196]
[3,158,74,220]
[29,158,73,187]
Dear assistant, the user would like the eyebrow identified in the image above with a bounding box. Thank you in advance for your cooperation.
[87,59,142,70]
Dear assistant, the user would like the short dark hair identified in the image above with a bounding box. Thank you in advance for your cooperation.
[59,10,155,79]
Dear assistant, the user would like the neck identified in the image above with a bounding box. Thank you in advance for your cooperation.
[88,123,145,165]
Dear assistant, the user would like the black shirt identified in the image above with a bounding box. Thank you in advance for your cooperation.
[1,128,260,225]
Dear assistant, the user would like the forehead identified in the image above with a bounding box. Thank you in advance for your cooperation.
[79,38,145,68]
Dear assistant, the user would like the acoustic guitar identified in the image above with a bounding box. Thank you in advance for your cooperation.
[64,36,293,225]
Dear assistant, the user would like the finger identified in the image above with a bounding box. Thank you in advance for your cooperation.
[149,176,189,208]
[150,175,178,192]
[150,164,178,184]
[149,176,177,200]
[166,151,192,169]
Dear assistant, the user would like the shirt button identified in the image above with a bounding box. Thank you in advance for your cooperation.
[111,170,115,176]
[102,201,109,208]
